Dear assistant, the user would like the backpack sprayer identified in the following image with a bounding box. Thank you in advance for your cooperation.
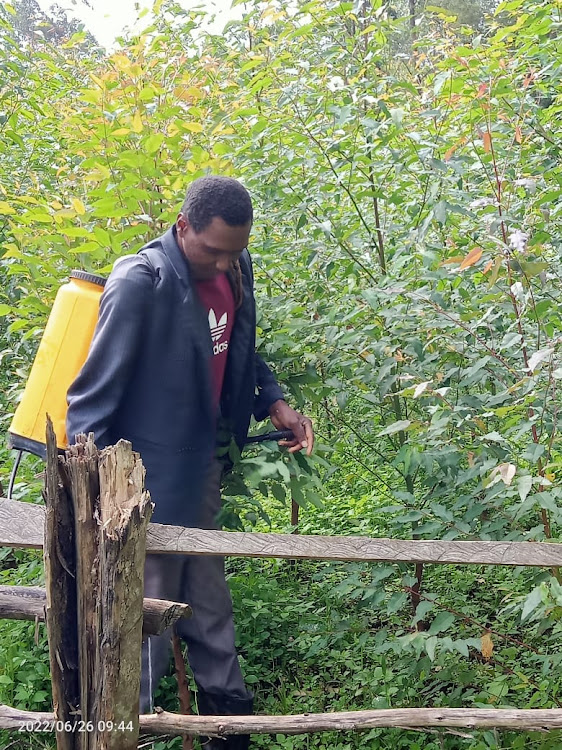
[8,271,107,458]
[7,271,107,500]
[6,269,293,499]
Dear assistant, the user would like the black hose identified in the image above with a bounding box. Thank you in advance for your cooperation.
[245,429,294,444]
[7,449,23,501]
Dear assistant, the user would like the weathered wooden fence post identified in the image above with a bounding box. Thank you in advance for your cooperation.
[96,439,152,749]
[65,434,101,750]
[45,426,152,750]
[44,418,80,750]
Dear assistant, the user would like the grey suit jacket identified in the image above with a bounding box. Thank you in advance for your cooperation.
[66,227,284,526]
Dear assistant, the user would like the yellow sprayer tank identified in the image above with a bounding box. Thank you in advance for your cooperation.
[9,270,106,457]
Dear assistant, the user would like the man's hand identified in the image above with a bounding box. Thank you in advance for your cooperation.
[268,399,314,456]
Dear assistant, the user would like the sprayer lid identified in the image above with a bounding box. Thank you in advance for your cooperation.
[70,270,107,287]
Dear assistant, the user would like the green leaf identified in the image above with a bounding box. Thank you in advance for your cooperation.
[386,592,408,613]
[307,491,323,509]
[517,475,533,502]
[517,260,548,277]
[451,639,469,658]
[428,612,455,635]
[183,122,204,133]
[378,420,412,436]
[61,227,95,238]
[290,479,306,508]
[521,586,543,622]
[277,461,290,484]
[271,483,286,504]
[481,431,505,443]
[425,635,437,661]
[144,133,165,155]
[412,600,434,626]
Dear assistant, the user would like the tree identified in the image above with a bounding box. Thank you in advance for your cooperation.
[10,0,97,46]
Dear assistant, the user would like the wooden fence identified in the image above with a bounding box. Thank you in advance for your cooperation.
[1,429,562,748]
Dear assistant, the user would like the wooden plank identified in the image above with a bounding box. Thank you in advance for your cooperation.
[3,704,562,734]
[0,585,48,620]
[3,497,562,568]
[44,418,79,750]
[0,586,191,635]
[0,497,45,548]
[147,526,562,568]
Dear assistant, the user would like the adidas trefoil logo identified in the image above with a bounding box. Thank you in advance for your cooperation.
[208,308,228,355]
[209,308,227,341]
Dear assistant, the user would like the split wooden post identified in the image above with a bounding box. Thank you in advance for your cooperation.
[60,434,152,750]
[44,418,80,750]
[96,439,152,749]
[65,433,101,750]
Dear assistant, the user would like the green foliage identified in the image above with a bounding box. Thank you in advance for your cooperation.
[2,0,562,747]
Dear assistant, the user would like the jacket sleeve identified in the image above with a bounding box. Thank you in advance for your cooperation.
[253,354,285,421]
[66,257,154,449]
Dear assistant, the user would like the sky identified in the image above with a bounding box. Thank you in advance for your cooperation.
[36,0,243,48]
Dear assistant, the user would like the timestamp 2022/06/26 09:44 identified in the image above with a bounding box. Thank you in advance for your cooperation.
[18,720,135,733]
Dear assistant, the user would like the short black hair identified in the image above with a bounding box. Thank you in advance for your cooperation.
[181,176,253,233]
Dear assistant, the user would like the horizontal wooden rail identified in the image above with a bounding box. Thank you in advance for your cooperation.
[0,585,191,635]
[1,498,562,567]
[2,704,562,734]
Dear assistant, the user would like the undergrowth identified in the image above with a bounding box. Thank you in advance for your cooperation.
[1,463,561,749]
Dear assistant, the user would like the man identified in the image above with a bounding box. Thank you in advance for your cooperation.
[66,176,314,749]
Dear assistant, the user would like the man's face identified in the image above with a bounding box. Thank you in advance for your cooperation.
[176,214,251,281]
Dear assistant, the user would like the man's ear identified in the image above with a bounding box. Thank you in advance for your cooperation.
[176,213,190,232]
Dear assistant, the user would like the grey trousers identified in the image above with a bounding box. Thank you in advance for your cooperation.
[140,461,248,713]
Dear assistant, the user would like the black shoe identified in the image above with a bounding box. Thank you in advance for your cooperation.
[197,690,254,750]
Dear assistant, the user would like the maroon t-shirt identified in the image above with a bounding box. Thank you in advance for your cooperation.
[195,273,235,411]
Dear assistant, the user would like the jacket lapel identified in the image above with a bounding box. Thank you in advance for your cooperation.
[160,227,191,298]
[159,225,212,357]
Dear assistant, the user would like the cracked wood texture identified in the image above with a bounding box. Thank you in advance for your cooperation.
[0,585,191,636]
[145,526,562,567]
[44,418,79,750]
[95,439,153,750]
[60,435,152,750]
[65,434,101,750]
[2,498,562,567]
[3,705,562,734]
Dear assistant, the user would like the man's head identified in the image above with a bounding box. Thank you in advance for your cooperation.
[176,176,253,281]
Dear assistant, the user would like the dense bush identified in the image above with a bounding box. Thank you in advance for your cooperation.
[1,0,562,747]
